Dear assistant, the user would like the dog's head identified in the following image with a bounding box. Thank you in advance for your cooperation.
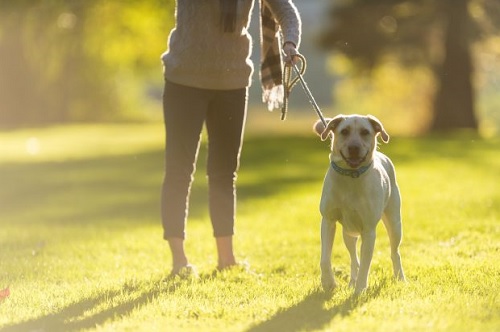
[313,114,389,168]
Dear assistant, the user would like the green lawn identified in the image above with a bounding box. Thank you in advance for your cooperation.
[0,123,499,332]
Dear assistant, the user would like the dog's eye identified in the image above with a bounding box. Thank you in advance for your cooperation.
[360,129,370,136]
[340,128,349,136]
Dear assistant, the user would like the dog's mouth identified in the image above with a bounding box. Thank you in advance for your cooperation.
[341,151,369,169]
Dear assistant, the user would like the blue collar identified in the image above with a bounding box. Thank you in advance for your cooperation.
[330,160,373,178]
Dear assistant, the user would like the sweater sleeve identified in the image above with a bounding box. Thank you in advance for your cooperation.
[264,0,302,49]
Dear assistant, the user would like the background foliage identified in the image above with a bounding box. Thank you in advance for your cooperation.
[0,0,499,135]
[318,0,500,134]
[0,0,175,127]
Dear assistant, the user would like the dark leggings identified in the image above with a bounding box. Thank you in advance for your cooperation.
[161,80,247,240]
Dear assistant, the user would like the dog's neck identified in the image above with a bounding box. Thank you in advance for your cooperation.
[330,159,373,178]
[329,152,373,178]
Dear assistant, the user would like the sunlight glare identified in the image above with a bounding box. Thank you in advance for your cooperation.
[26,137,41,156]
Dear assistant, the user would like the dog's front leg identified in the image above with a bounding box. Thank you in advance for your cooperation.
[320,218,337,292]
[355,230,376,294]
[342,230,359,288]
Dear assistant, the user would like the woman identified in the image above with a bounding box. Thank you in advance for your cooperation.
[161,0,301,276]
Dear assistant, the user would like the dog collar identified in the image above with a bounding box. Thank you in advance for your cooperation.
[330,160,373,178]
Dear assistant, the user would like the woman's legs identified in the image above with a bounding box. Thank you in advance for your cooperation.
[162,80,247,272]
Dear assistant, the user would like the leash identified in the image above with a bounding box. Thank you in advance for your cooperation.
[281,54,328,127]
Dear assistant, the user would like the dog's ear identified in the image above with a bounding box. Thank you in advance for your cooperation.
[367,115,389,143]
[313,118,330,137]
[319,115,344,141]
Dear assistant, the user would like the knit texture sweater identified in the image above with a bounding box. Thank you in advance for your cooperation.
[161,0,301,90]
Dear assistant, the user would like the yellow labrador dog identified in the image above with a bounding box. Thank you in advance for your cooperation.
[314,114,406,294]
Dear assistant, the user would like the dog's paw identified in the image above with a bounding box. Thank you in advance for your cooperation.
[321,274,337,293]
[394,269,406,282]
[353,287,367,296]
[353,281,368,295]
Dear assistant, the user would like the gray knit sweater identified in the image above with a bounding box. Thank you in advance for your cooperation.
[161,0,301,90]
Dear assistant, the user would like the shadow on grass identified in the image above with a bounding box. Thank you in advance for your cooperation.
[245,281,387,332]
[0,276,183,332]
[11,134,489,228]
[0,136,328,227]
[2,134,498,227]
[1,277,388,332]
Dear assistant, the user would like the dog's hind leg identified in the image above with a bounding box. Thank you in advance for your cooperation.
[342,230,359,288]
[382,209,406,282]
[320,218,337,292]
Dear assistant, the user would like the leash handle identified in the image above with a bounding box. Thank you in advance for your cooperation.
[281,54,327,127]
[281,54,306,121]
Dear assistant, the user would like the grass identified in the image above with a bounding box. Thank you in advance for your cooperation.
[0,120,499,332]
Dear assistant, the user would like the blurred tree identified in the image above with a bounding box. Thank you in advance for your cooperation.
[319,0,500,132]
[0,0,174,127]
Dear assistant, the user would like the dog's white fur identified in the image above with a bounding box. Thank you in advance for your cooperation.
[314,114,406,294]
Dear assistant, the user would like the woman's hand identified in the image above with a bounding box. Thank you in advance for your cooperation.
[283,42,299,66]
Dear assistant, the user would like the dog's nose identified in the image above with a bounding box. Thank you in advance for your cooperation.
[348,145,360,157]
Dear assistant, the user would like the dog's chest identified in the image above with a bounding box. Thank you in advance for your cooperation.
[320,169,389,235]
[334,189,371,235]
